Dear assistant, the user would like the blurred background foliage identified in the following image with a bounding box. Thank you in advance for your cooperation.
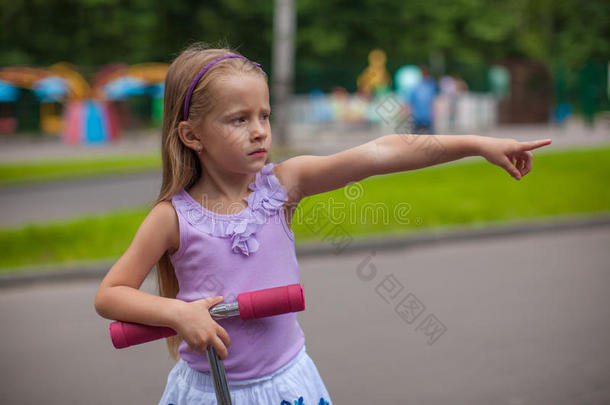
[1,0,608,94]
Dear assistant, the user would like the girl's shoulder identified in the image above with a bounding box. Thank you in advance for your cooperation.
[272,160,303,205]
[147,200,180,256]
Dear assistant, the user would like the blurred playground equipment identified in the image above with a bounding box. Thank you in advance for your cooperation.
[0,63,168,144]
[357,49,391,96]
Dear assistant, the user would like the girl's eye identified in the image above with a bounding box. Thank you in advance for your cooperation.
[233,117,246,124]
[261,113,270,120]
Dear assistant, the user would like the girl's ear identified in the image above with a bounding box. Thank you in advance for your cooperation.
[177,121,203,153]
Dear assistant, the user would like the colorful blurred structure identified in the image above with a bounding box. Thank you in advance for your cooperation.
[394,65,422,103]
[357,49,391,96]
[0,62,168,144]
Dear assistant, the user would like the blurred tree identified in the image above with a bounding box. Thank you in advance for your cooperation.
[0,0,274,67]
[0,0,607,98]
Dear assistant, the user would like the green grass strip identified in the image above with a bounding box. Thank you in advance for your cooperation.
[0,153,161,186]
[293,145,610,239]
[1,146,608,273]
[0,208,149,273]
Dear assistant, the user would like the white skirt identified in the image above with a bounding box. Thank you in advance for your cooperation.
[159,345,332,405]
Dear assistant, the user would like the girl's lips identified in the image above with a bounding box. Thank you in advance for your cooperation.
[248,148,267,156]
[249,151,267,158]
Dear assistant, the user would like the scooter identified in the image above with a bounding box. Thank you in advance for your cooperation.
[108,283,305,405]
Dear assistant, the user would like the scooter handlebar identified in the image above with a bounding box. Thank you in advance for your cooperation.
[108,283,305,349]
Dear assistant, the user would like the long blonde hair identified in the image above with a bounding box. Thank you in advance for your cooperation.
[155,42,267,358]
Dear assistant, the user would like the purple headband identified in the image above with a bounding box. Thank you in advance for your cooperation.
[183,54,262,121]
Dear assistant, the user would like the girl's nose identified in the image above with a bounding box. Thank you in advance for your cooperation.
[249,121,267,141]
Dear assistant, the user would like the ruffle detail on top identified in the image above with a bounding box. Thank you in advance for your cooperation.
[173,163,287,256]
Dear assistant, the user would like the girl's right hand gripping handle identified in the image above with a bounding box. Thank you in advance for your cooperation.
[108,283,305,349]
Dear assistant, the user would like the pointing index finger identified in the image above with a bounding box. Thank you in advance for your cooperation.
[519,138,552,151]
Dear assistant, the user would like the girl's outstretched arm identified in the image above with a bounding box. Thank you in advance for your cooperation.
[276,134,552,200]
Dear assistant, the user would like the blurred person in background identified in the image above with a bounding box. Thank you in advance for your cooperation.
[409,65,438,134]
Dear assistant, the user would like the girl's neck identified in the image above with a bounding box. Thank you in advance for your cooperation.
[190,165,256,203]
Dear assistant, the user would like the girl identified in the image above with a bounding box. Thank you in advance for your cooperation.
[94,43,551,405]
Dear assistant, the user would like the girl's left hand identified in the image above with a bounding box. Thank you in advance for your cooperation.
[478,137,552,180]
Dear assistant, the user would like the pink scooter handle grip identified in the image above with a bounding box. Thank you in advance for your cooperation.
[238,283,305,320]
[109,283,305,349]
[109,321,176,349]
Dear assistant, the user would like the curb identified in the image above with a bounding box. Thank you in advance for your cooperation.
[1,213,609,288]
[295,213,610,257]
[0,262,114,289]
[0,169,161,192]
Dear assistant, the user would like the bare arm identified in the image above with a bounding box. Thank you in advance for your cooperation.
[94,202,182,327]
[94,201,231,357]
[275,134,552,200]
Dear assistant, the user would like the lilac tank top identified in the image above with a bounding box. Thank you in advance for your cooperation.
[169,163,305,380]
